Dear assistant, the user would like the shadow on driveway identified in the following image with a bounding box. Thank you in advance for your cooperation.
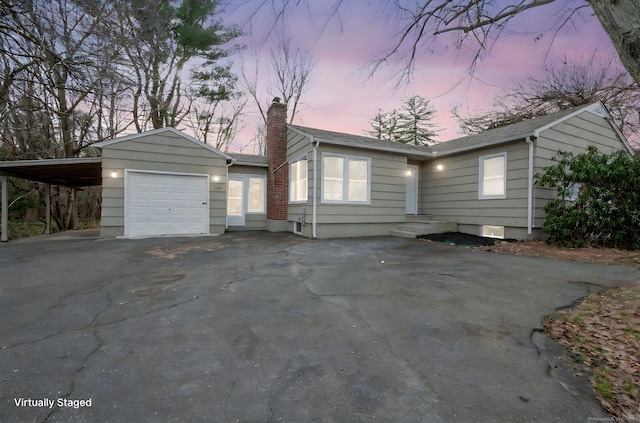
[1,232,638,422]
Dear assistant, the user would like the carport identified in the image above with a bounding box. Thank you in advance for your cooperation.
[0,157,102,241]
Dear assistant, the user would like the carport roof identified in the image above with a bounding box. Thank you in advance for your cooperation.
[0,157,103,187]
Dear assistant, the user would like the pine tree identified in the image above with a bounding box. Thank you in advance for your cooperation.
[396,95,439,146]
[365,96,440,146]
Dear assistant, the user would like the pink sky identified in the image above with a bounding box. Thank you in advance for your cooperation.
[223,1,624,153]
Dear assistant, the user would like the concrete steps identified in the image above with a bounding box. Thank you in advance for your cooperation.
[390,216,458,238]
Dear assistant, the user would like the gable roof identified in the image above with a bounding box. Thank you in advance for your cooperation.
[288,102,632,158]
[288,124,434,157]
[93,127,233,160]
[435,101,632,155]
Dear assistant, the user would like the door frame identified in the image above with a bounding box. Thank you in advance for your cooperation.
[405,165,419,215]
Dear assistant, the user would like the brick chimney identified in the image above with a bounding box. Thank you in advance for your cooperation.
[266,97,289,231]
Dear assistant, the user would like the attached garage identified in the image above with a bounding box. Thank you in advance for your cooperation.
[95,128,231,238]
[125,170,210,237]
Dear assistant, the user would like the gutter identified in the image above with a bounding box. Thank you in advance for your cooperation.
[525,136,535,235]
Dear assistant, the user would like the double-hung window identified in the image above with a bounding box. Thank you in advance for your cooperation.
[290,156,308,203]
[479,153,507,199]
[322,154,370,204]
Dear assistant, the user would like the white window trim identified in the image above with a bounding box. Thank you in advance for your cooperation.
[321,153,371,205]
[246,175,266,214]
[289,155,308,204]
[478,152,507,200]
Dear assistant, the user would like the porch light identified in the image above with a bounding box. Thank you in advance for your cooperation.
[405,169,413,177]
[110,170,118,178]
[211,175,221,182]
[436,164,444,171]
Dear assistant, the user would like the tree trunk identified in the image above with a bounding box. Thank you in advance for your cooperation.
[589,0,640,86]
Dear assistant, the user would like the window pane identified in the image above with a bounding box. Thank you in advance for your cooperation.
[348,181,367,201]
[324,156,343,179]
[247,177,265,212]
[347,159,368,201]
[483,156,505,196]
[227,180,243,216]
[323,156,344,201]
[290,159,308,202]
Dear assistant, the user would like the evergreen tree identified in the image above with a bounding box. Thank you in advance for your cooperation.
[396,95,439,146]
[365,96,439,146]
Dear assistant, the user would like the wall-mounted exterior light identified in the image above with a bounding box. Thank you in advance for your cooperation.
[110,170,118,178]
[211,175,221,182]
[436,164,444,171]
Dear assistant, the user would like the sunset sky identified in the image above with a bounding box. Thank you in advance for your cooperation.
[222,1,623,152]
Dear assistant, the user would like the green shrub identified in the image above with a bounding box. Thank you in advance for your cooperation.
[535,146,640,250]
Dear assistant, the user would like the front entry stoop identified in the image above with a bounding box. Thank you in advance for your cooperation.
[390,215,458,238]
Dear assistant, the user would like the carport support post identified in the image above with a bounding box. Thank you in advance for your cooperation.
[45,183,50,235]
[1,175,7,242]
[72,188,78,230]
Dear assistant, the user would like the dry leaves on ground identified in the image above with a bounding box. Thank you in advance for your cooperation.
[479,240,640,267]
[543,287,640,421]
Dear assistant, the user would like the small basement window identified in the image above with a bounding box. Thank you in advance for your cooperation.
[481,225,504,239]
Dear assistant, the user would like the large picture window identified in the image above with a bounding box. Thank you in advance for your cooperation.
[479,153,507,199]
[322,154,370,204]
[290,156,308,203]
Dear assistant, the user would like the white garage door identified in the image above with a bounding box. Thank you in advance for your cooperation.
[125,171,209,237]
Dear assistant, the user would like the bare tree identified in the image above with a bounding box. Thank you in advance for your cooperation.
[269,37,315,124]
[453,53,640,141]
[241,36,315,154]
[253,1,640,87]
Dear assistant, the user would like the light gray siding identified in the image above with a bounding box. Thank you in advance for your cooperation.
[286,130,408,238]
[532,110,631,229]
[422,109,631,239]
[421,141,532,235]
[100,131,228,237]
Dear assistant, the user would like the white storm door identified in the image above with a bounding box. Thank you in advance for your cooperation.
[405,165,418,215]
[227,176,245,226]
[125,170,209,237]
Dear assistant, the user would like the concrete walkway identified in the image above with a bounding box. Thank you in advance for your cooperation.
[1,232,638,422]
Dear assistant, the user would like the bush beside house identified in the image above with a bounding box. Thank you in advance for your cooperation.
[536,146,640,250]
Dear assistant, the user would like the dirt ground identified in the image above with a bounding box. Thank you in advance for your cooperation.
[422,234,640,420]
[479,240,640,268]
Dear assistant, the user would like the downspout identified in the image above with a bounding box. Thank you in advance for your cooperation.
[312,137,320,239]
[225,159,233,230]
[525,136,534,235]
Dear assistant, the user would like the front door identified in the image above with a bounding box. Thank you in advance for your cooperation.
[405,165,418,215]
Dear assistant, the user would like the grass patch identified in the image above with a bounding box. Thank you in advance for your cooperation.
[4,219,100,240]
[544,284,640,420]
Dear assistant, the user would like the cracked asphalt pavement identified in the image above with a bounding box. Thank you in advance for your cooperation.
[1,231,639,422]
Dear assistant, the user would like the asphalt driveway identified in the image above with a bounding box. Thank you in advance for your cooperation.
[1,231,638,422]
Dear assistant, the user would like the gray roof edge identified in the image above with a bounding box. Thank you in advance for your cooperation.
[288,125,435,157]
[0,157,103,167]
[93,127,233,160]
[436,134,534,156]
[231,160,269,168]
